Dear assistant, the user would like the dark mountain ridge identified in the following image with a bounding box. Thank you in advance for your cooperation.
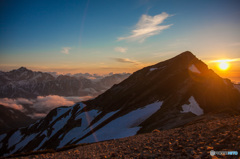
[84,51,240,133]
[86,51,239,112]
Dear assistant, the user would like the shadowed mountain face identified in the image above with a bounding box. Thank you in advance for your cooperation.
[0,68,130,98]
[0,105,36,134]
[0,51,240,157]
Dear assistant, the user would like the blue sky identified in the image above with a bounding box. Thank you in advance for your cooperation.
[0,0,240,81]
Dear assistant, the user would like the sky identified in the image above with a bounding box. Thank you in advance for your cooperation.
[0,0,240,82]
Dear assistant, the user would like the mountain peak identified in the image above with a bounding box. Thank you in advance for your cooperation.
[151,51,200,72]
[17,67,30,72]
[9,67,32,74]
[179,51,194,56]
[172,51,197,61]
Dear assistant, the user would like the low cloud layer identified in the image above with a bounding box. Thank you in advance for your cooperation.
[0,95,93,118]
[32,95,75,112]
[17,98,33,105]
[118,12,172,42]
[0,98,25,111]
[27,113,47,119]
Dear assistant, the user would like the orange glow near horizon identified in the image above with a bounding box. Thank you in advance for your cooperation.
[207,58,240,83]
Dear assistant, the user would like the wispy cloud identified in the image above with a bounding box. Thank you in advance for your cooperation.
[114,47,128,53]
[118,12,172,43]
[61,47,71,54]
[114,58,140,65]
[209,58,240,63]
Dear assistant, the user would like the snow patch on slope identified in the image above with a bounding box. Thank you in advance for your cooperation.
[51,116,69,137]
[90,111,119,129]
[75,102,86,114]
[58,108,104,148]
[189,64,200,74]
[149,68,158,72]
[62,110,120,147]
[8,130,22,148]
[30,73,42,81]
[33,131,48,151]
[0,134,6,149]
[17,80,28,85]
[181,96,203,116]
[0,134,6,142]
[78,101,163,144]
[75,109,99,121]
[50,107,70,124]
[10,133,37,155]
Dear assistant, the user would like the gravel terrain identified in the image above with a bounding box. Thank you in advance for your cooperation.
[8,114,240,159]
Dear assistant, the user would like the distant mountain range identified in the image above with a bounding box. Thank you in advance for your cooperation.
[0,67,130,134]
[1,51,240,157]
[0,67,130,98]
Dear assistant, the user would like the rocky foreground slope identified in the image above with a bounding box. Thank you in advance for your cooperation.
[9,114,240,159]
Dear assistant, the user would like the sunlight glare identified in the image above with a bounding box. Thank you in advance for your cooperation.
[218,61,229,71]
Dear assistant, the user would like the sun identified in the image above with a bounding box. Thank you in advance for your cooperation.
[218,61,229,71]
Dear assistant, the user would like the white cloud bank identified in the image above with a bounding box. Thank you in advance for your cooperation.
[0,98,25,111]
[61,47,71,54]
[114,47,128,53]
[32,95,75,112]
[0,95,93,118]
[118,12,172,42]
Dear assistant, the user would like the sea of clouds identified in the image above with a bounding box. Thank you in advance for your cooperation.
[0,95,93,119]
